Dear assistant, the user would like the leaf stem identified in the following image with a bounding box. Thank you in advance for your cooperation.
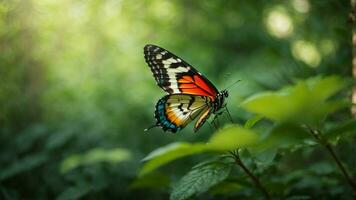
[230,150,271,200]
[306,126,356,193]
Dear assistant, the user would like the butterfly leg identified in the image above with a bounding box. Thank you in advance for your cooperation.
[215,114,220,128]
[144,124,159,132]
[225,106,234,123]
[210,114,221,130]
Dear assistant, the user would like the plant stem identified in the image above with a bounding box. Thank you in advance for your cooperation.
[225,108,270,199]
[307,126,356,193]
[231,151,271,200]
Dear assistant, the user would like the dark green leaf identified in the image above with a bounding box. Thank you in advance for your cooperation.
[250,123,309,153]
[130,172,170,190]
[170,161,232,200]
[56,184,91,200]
[209,181,243,195]
[0,153,48,181]
[324,119,356,140]
[254,148,277,166]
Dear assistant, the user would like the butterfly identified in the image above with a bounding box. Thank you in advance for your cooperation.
[144,44,229,133]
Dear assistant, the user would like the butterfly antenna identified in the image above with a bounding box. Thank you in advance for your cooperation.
[144,124,159,133]
[223,80,241,91]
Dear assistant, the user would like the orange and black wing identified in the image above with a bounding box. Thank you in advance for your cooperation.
[144,44,219,100]
[149,94,212,133]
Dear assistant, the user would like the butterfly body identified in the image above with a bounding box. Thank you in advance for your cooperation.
[144,44,228,133]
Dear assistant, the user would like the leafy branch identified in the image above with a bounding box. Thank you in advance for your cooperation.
[140,76,354,199]
[306,126,356,193]
[229,150,271,200]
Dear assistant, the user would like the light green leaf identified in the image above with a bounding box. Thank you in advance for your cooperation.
[60,148,131,173]
[244,115,263,128]
[170,161,231,200]
[241,76,346,125]
[207,125,259,151]
[140,142,206,176]
[140,126,259,176]
[309,76,346,101]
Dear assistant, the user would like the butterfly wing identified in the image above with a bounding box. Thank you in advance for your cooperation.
[144,44,219,100]
[152,94,212,133]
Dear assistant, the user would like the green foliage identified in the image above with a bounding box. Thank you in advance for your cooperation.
[0,0,353,199]
[60,148,132,173]
[140,125,259,176]
[241,76,347,126]
[56,183,92,200]
[324,119,356,140]
[0,153,48,181]
[206,125,259,151]
[130,172,171,190]
[244,115,263,129]
[250,123,310,154]
[170,161,232,200]
[140,143,206,176]
[208,182,243,195]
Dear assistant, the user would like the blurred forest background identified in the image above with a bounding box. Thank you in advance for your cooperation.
[0,0,354,199]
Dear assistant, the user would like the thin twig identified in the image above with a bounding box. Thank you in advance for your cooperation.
[230,151,271,200]
[306,126,356,193]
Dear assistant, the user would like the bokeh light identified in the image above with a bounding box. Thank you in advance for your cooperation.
[292,0,310,13]
[291,40,321,67]
[265,7,294,38]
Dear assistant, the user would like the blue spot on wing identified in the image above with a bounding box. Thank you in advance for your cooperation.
[154,97,180,133]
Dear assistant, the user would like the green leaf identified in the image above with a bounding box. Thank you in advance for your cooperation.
[0,153,48,181]
[56,184,91,200]
[241,76,346,125]
[130,172,170,190]
[206,125,259,151]
[60,148,131,173]
[254,148,277,166]
[309,76,346,101]
[244,115,263,128]
[140,142,206,176]
[250,123,309,153]
[45,129,75,150]
[170,161,231,200]
[309,161,335,175]
[140,126,259,176]
[324,119,356,140]
[209,181,243,195]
